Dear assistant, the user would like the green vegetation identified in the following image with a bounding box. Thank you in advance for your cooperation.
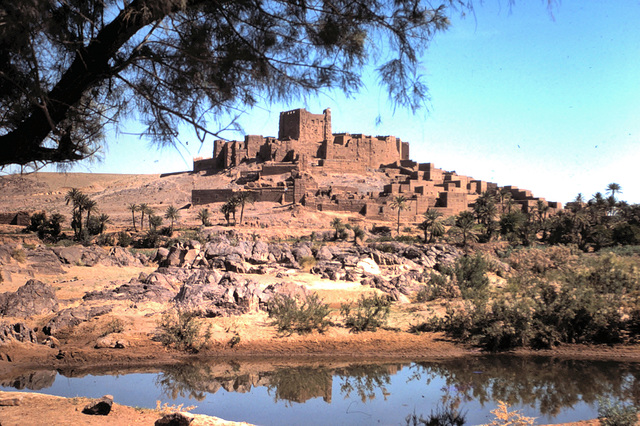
[267,293,331,335]
[25,211,65,242]
[390,195,408,235]
[420,249,640,351]
[341,293,391,332]
[597,397,639,426]
[158,310,210,353]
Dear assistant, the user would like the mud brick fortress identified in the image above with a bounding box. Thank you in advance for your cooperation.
[192,108,561,221]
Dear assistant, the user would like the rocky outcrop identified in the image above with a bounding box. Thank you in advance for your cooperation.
[43,305,113,336]
[174,272,308,317]
[0,280,59,317]
[0,322,38,345]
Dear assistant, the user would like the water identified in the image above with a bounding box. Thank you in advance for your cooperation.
[2,355,639,425]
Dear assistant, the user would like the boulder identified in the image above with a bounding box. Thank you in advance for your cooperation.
[44,305,113,335]
[356,258,381,275]
[155,412,194,426]
[315,245,333,261]
[292,243,313,262]
[25,247,64,274]
[249,240,270,264]
[51,246,83,265]
[0,280,59,317]
[82,395,113,416]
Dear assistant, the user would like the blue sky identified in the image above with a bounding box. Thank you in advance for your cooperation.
[35,1,640,204]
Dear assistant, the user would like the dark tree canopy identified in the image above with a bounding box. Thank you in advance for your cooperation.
[0,0,470,169]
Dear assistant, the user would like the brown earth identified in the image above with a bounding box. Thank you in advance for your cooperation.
[0,172,638,425]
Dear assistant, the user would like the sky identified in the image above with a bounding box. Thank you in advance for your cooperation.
[29,1,640,205]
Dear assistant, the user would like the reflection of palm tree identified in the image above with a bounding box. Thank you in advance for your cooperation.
[390,195,408,235]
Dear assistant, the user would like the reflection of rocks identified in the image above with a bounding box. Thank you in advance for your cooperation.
[0,280,59,317]
[0,370,56,390]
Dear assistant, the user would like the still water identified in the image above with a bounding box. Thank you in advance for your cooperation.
[2,356,639,425]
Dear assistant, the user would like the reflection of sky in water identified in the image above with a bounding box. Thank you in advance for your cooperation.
[0,362,624,425]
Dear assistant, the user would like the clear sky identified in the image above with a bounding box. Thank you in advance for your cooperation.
[30,1,640,205]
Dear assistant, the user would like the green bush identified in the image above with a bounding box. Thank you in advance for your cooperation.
[25,211,65,241]
[427,281,629,351]
[268,293,331,335]
[597,397,639,426]
[158,310,209,352]
[117,231,133,247]
[415,273,461,302]
[341,293,391,332]
[440,253,489,300]
[299,256,317,270]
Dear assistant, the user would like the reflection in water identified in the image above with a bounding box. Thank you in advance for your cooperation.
[413,356,640,416]
[0,370,56,391]
[2,356,639,423]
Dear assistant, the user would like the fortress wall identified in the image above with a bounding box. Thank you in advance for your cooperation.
[192,189,235,205]
[279,108,329,143]
[193,157,219,172]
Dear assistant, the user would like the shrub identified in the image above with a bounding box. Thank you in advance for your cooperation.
[268,293,331,335]
[101,318,125,336]
[25,211,65,242]
[11,248,26,263]
[442,253,489,299]
[485,401,536,426]
[117,231,133,247]
[597,397,639,426]
[96,233,115,246]
[299,256,317,270]
[341,293,391,332]
[415,273,461,302]
[86,216,102,235]
[157,310,209,352]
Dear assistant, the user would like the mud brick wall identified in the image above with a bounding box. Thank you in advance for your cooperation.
[193,157,219,172]
[279,108,330,143]
[261,163,298,176]
[325,134,404,169]
[192,189,236,205]
[0,212,30,226]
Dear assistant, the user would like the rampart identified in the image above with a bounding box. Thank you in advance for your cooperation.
[192,107,562,221]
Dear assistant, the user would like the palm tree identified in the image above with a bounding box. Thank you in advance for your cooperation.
[606,183,622,200]
[473,191,498,241]
[165,205,180,234]
[220,202,233,225]
[127,203,138,231]
[138,203,151,230]
[149,214,163,231]
[453,211,478,247]
[330,218,344,240]
[197,208,211,226]
[419,208,444,243]
[97,213,111,234]
[83,198,98,224]
[389,195,408,235]
[234,191,254,225]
